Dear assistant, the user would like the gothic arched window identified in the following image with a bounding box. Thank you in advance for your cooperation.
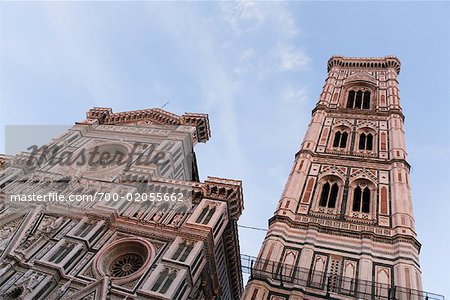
[358,133,373,151]
[151,269,169,292]
[172,241,194,262]
[159,272,176,294]
[363,91,371,109]
[333,132,341,147]
[347,91,355,108]
[352,186,371,213]
[195,206,208,223]
[355,91,363,108]
[319,182,339,208]
[332,131,348,149]
[195,204,217,225]
[346,90,371,109]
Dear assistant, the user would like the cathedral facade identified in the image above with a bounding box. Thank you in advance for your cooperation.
[241,56,442,300]
[0,108,244,299]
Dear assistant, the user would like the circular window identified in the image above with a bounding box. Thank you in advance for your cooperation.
[110,253,144,277]
[93,237,155,284]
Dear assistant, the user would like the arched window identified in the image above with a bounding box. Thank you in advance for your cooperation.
[202,206,216,224]
[362,188,370,213]
[333,132,341,148]
[195,206,208,223]
[346,89,371,109]
[159,272,176,293]
[363,91,371,109]
[329,183,339,208]
[358,133,373,150]
[319,182,338,208]
[196,204,216,225]
[366,133,373,150]
[347,91,355,108]
[359,134,366,150]
[352,186,371,213]
[355,91,363,108]
[332,131,348,149]
[172,241,194,262]
[340,132,348,148]
[151,269,168,292]
[352,186,361,211]
[319,182,330,207]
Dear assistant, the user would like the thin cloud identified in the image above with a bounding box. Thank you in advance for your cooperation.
[221,1,311,74]
[281,85,310,105]
[277,46,311,71]
[222,1,267,35]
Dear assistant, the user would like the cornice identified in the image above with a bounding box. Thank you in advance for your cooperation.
[312,104,405,121]
[268,215,421,251]
[327,55,401,74]
[294,150,411,171]
[82,107,211,143]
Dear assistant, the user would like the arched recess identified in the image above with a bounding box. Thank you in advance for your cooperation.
[281,250,298,278]
[341,82,377,110]
[347,178,377,221]
[313,175,344,216]
[355,127,377,154]
[311,255,327,286]
[375,267,391,298]
[342,261,357,291]
[329,125,351,152]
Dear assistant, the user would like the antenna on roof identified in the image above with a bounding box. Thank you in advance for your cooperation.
[161,101,170,109]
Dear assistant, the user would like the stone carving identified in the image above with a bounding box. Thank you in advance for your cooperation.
[170,213,183,226]
[0,217,24,248]
[17,216,64,252]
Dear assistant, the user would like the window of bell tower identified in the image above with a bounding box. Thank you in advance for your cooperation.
[313,176,343,216]
[347,179,376,221]
[346,89,371,109]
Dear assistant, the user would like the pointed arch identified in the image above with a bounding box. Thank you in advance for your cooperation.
[362,187,371,213]
[359,133,366,150]
[319,182,330,207]
[347,90,355,108]
[340,132,348,148]
[366,133,373,150]
[316,175,343,211]
[333,131,341,148]
[355,91,363,108]
[195,206,208,223]
[363,91,371,109]
[328,183,339,208]
[352,186,362,212]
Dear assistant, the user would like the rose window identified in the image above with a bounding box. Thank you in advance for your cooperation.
[110,253,144,277]
[92,237,155,284]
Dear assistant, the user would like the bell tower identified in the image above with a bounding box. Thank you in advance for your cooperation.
[242,56,438,300]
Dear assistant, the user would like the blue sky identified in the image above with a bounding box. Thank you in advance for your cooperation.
[0,1,449,297]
